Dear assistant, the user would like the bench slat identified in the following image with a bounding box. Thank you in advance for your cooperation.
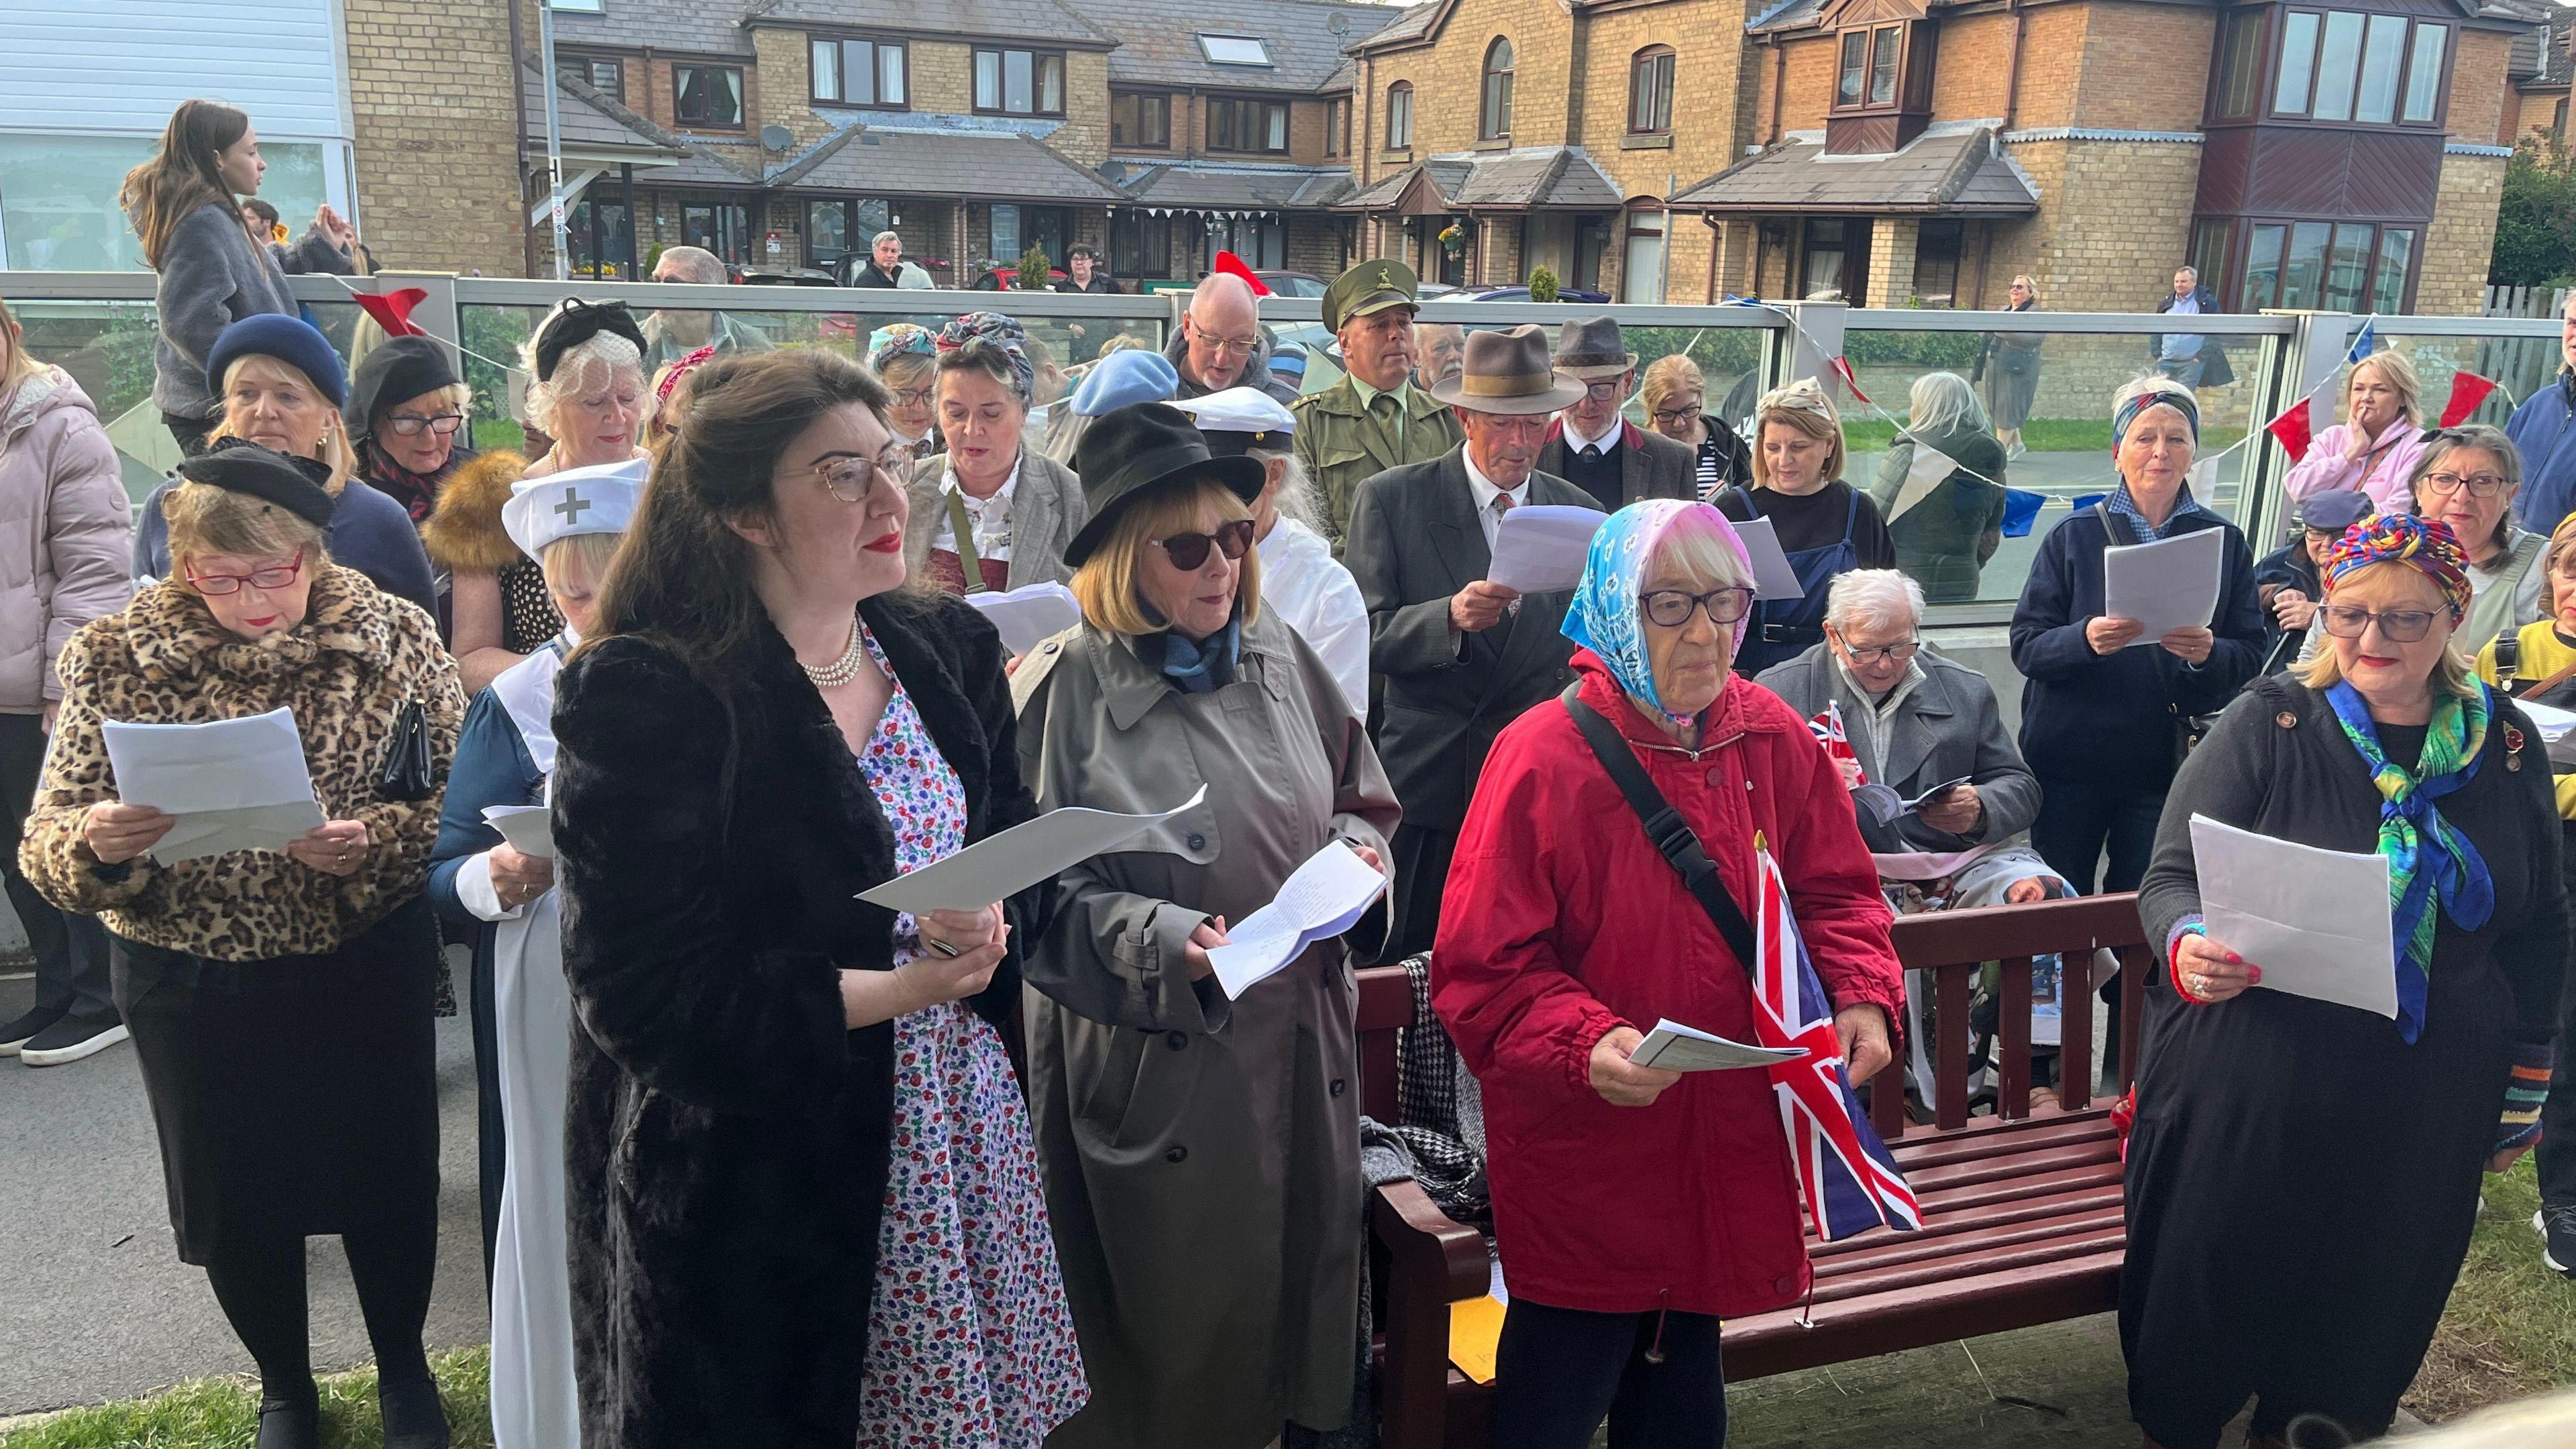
[1809,1206,2127,1281]
[1724,1249,2129,1381]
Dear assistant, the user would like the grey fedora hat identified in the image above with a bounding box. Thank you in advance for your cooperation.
[1551,315,1640,379]
[1429,325,1589,415]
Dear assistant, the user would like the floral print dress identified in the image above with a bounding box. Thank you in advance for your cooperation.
[851,625,1089,1448]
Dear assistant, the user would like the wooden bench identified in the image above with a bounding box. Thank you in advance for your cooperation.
[1359,892,2153,1449]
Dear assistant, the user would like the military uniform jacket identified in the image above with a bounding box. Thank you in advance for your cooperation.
[1293,376,1464,546]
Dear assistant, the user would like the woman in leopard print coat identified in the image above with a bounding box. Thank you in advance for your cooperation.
[20,443,464,1449]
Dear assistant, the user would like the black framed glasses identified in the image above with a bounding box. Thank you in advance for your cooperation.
[2318,604,2438,642]
[1151,519,1255,570]
[2420,470,2509,498]
[810,448,914,502]
[1841,637,1923,666]
[381,412,465,439]
[1650,405,1701,426]
[1641,586,1752,629]
[1580,378,1625,398]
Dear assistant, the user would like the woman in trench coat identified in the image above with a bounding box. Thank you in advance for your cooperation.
[1012,402,1402,1449]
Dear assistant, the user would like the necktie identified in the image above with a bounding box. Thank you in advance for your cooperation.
[1491,492,1521,616]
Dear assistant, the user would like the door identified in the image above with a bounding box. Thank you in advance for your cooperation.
[1623,225,1665,303]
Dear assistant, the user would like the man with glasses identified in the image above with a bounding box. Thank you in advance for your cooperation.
[1163,272,1297,405]
[1538,317,1697,513]
[2508,289,2576,536]
[641,245,771,371]
[1295,260,1464,545]
[1344,325,1590,957]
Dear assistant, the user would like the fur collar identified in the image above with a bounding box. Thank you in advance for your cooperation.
[423,449,529,572]
[123,564,400,685]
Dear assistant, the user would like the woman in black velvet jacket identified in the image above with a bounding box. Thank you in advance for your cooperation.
[551,349,1082,1448]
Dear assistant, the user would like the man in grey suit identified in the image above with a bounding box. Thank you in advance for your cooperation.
[1537,317,1699,513]
[1344,325,1593,958]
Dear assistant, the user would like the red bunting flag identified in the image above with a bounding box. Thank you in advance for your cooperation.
[2265,398,2313,463]
[1212,250,1271,297]
[2438,371,2500,428]
[352,287,429,339]
[1827,356,1870,405]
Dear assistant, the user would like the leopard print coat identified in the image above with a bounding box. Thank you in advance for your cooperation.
[21,565,465,961]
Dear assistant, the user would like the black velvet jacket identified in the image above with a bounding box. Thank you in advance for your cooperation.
[553,590,1040,1449]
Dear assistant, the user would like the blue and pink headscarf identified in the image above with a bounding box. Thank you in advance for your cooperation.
[1562,499,1756,724]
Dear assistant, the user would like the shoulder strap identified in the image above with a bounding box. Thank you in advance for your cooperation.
[943,490,988,595]
[1559,685,1758,972]
[2516,653,2576,702]
[2092,499,2139,547]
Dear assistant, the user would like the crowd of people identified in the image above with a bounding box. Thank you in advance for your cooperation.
[7,94,2576,1449]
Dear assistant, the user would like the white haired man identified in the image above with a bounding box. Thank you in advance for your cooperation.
[643,244,771,368]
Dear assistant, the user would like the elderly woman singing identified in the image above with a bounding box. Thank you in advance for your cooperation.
[2127,514,2568,1449]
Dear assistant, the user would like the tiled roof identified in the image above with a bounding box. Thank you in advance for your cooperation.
[521,60,764,185]
[1341,146,1623,210]
[1672,127,2039,213]
[1746,0,1829,32]
[547,0,752,57]
[741,0,1116,48]
[1065,0,1399,91]
[1104,159,1356,208]
[769,117,1130,201]
[2511,3,2575,84]
[1348,1,1438,50]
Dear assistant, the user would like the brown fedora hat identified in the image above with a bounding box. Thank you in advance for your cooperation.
[1551,315,1639,379]
[1430,324,1589,415]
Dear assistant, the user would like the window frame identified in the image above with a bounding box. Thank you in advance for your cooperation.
[1196,34,1273,67]
[1481,36,1515,141]
[808,34,909,110]
[1629,45,1676,135]
[2207,9,2267,122]
[2209,212,2420,313]
[1326,96,1351,157]
[1831,21,1925,115]
[557,52,625,101]
[2267,9,2450,128]
[672,63,747,130]
[1208,95,1291,155]
[973,46,1067,117]
[801,196,893,270]
[1112,89,1173,149]
[1386,80,1415,151]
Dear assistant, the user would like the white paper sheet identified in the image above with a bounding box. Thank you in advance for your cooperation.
[1851,774,1976,828]
[1882,441,1960,524]
[2102,526,2224,644]
[1627,1017,1807,1072]
[1208,840,1389,999]
[857,786,1209,914]
[1485,504,1608,594]
[1871,842,2010,881]
[100,707,324,862]
[965,581,1083,657]
[482,804,556,859]
[2515,698,2576,767]
[2189,813,2396,1019]
[1731,516,1807,600]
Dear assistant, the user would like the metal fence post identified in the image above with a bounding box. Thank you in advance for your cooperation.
[1776,301,1844,396]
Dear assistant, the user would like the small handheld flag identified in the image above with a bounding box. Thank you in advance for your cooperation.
[1807,702,1866,786]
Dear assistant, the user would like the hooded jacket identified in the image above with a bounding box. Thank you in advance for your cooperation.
[0,368,133,712]
[1163,326,1299,407]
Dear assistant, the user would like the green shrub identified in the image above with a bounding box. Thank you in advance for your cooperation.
[1527,266,1560,304]
[1016,245,1053,292]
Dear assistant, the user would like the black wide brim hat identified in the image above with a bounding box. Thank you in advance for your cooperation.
[1064,402,1266,569]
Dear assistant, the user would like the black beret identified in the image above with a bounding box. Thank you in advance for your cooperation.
[174,440,337,530]
[533,299,647,382]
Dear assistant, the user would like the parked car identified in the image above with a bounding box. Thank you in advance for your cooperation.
[1256,270,1330,299]
[1452,284,1613,304]
[970,264,1069,290]
[737,268,837,286]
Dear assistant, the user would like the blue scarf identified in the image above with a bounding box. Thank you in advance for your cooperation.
[2323,679,2495,1043]
[1146,619,1240,694]
[1562,500,1754,724]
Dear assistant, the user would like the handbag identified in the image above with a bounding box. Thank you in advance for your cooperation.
[376,700,434,802]
[1560,686,1758,972]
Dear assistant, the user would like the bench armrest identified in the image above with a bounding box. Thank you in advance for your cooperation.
[1371,1180,1488,1449]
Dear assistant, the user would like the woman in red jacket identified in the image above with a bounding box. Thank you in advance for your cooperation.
[1432,498,1904,1449]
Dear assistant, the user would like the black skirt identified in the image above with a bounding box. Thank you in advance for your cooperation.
[112,896,442,1264]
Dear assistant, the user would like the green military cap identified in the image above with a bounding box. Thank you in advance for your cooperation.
[1322,259,1422,333]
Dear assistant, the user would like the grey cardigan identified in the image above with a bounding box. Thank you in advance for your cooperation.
[149,203,349,420]
[1755,641,2043,854]
[901,448,1088,591]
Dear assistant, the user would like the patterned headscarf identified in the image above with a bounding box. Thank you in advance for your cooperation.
[935,311,1035,406]
[654,345,716,409]
[2324,512,2473,623]
[2112,376,2199,448]
[867,322,936,372]
[1757,376,1839,425]
[1562,500,1756,724]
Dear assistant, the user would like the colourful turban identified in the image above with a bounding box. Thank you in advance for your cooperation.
[2324,512,2473,623]
[935,311,1035,406]
[2112,377,2199,448]
[1562,500,1756,724]
[866,322,936,372]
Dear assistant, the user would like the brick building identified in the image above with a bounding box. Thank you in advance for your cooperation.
[2506,5,2573,141]
[1672,0,2548,315]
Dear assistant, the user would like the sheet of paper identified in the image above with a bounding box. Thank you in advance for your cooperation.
[1733,515,1807,600]
[2190,813,2396,1019]
[1485,504,1607,594]
[2515,697,2576,766]
[101,707,323,862]
[1628,1016,1807,1072]
[1871,843,2009,881]
[482,804,555,859]
[2102,526,2224,644]
[1902,775,1975,812]
[965,581,1083,657]
[1207,840,1389,999]
[1448,1294,1506,1385]
[1883,441,1959,524]
[857,786,1209,914]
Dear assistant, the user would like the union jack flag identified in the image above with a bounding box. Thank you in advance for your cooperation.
[1749,836,1921,1242]
[1807,702,1866,786]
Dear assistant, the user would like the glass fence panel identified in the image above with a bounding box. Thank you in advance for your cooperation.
[1835,327,2270,608]
[1278,317,1770,430]
[2362,330,2559,439]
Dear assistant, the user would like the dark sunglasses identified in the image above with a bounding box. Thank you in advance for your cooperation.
[1150,519,1255,570]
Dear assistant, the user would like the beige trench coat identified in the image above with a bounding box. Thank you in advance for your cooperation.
[1012,610,1401,1449]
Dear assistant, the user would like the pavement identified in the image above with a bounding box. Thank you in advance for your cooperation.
[0,964,490,1416]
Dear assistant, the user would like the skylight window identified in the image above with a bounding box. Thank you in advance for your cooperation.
[1199,34,1273,66]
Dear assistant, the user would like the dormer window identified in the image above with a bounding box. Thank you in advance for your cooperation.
[1199,35,1272,67]
[1833,21,1933,114]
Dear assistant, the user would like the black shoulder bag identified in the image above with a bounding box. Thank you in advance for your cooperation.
[1560,684,1758,971]
[376,700,434,802]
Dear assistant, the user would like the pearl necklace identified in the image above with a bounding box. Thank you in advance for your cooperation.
[801,616,867,690]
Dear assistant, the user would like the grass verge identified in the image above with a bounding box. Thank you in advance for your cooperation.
[1839,417,2250,458]
[2408,1155,2576,1422]
[0,1348,492,1449]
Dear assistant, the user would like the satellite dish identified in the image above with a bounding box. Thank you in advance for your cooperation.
[760,124,795,151]
[1328,12,1350,32]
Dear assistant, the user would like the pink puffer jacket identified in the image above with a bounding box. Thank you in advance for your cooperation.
[0,368,133,712]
